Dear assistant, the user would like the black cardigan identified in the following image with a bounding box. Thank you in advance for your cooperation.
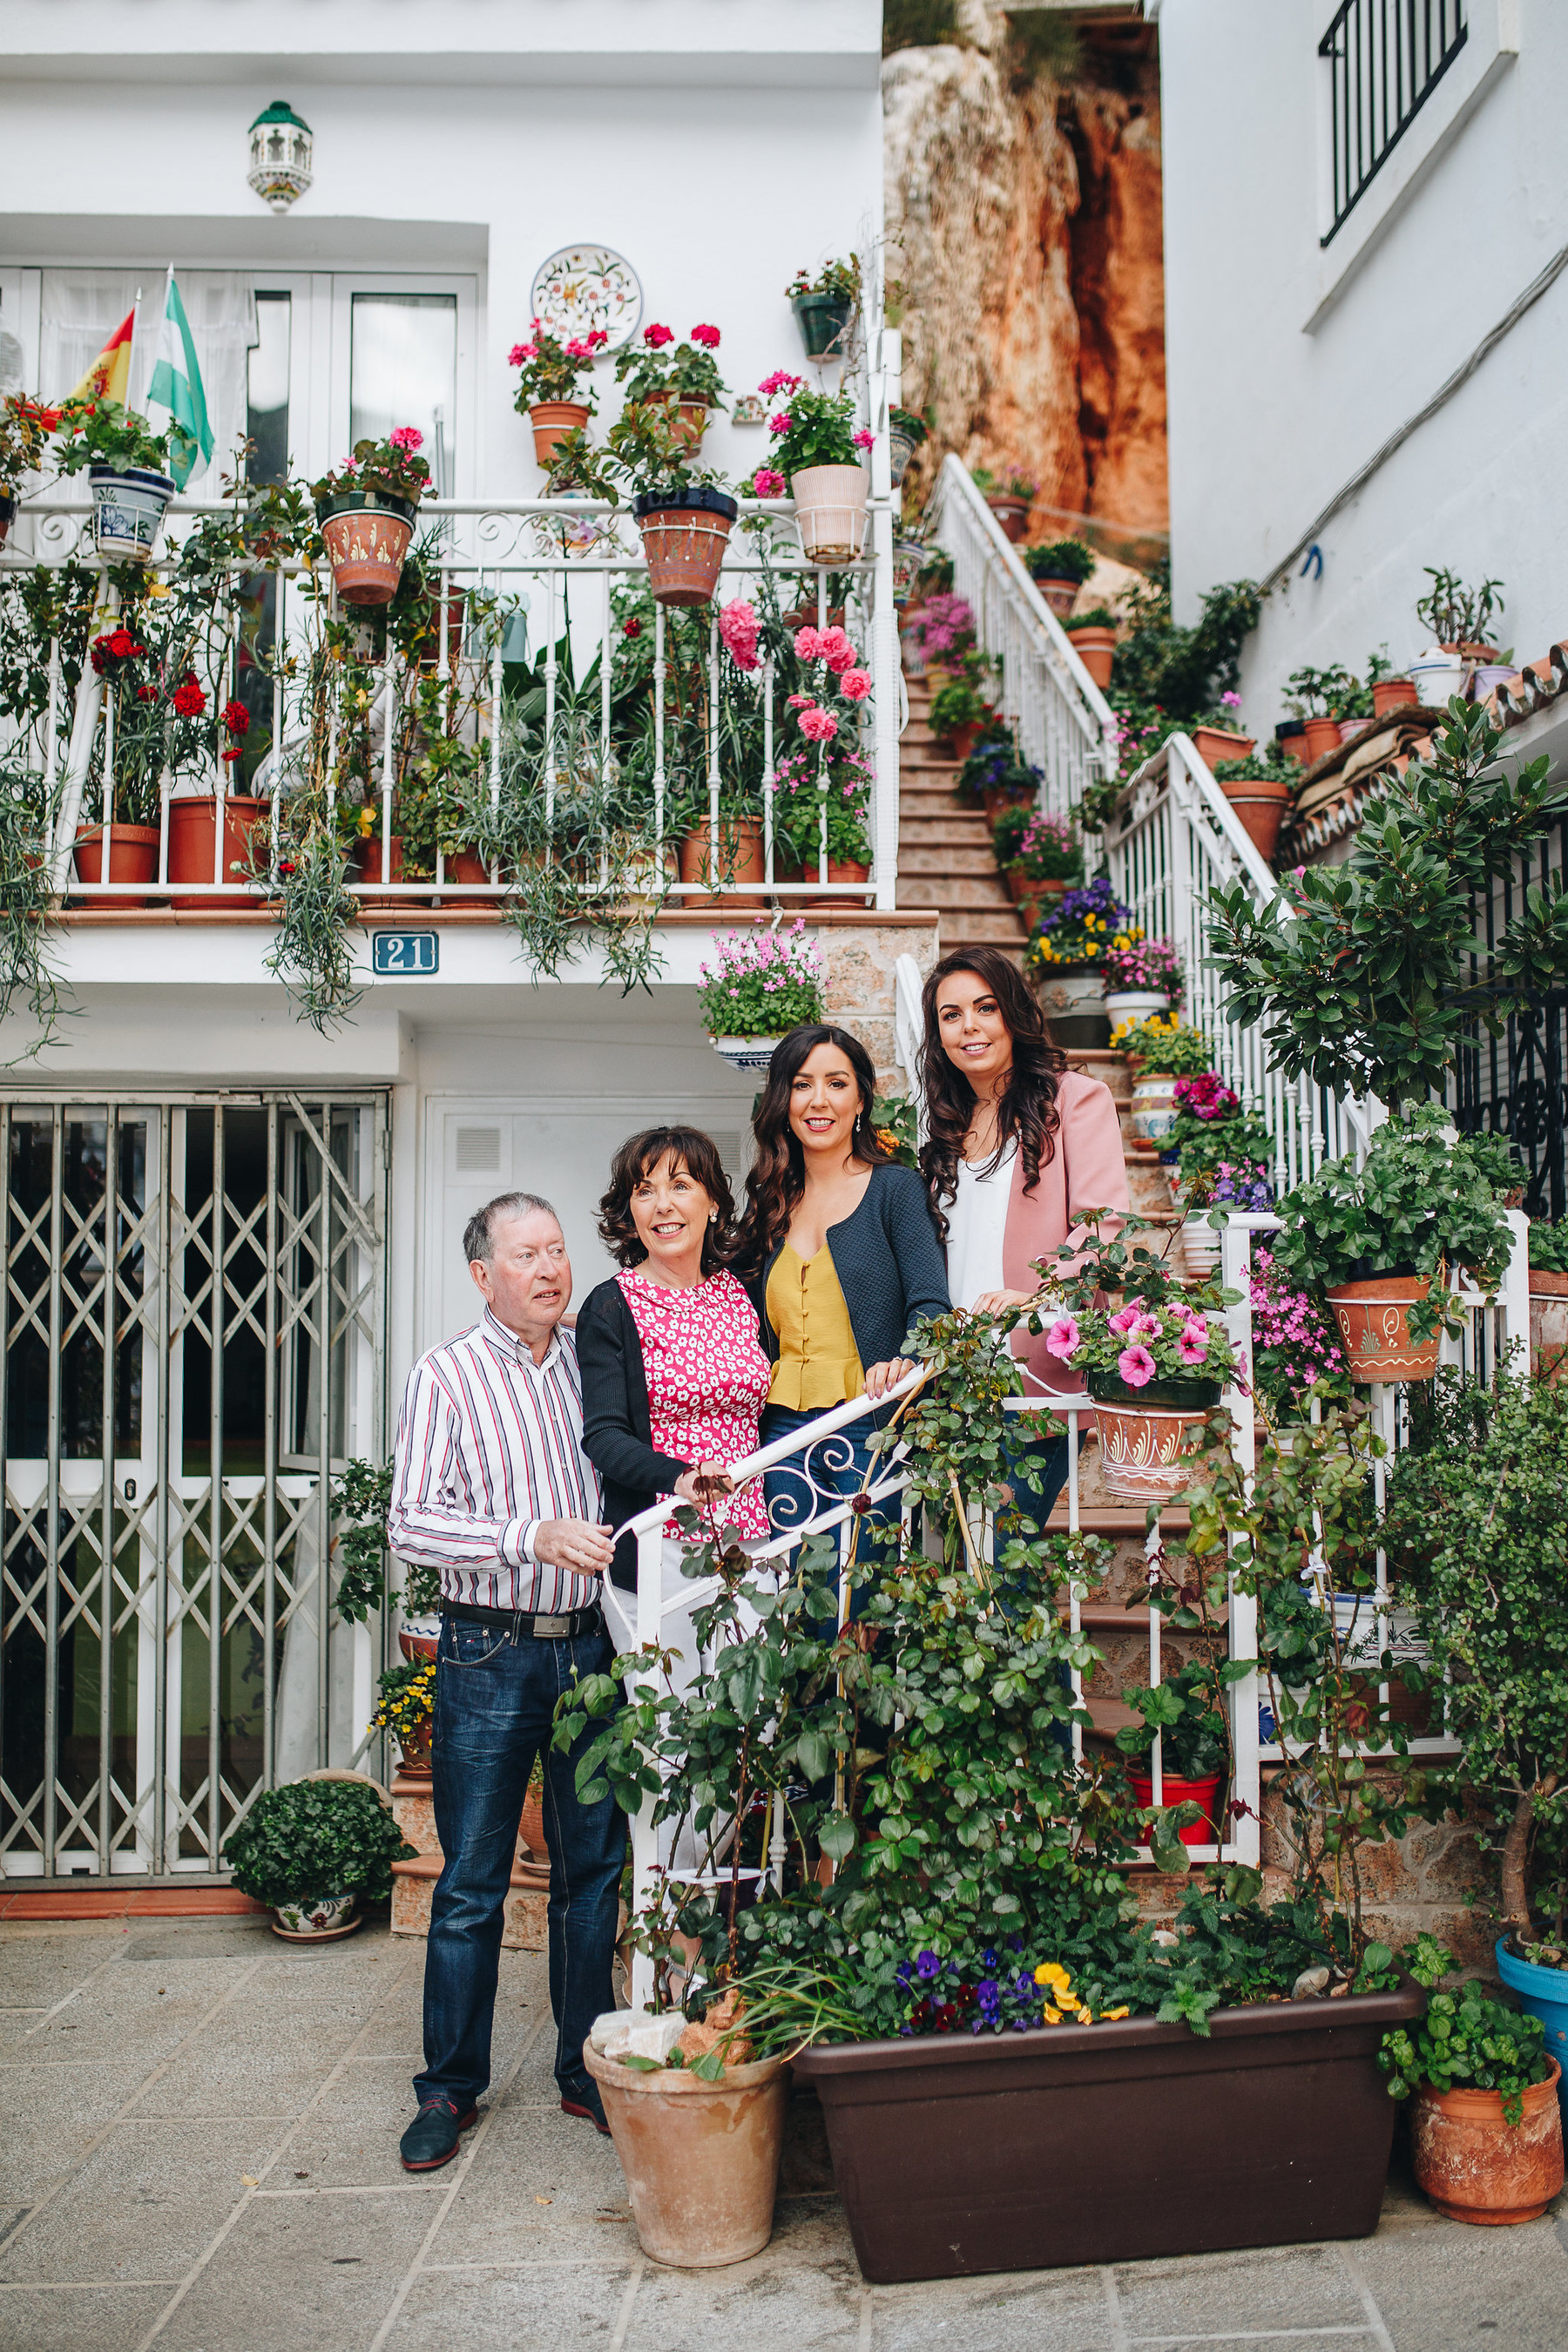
[744,1162,950,1394]
[576,1275,706,1591]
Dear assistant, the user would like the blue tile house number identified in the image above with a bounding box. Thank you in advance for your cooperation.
[371,931,439,976]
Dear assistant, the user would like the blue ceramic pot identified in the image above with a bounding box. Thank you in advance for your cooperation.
[1496,1934,1568,2126]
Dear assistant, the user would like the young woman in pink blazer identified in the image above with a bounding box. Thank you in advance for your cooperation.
[917,943,1130,1529]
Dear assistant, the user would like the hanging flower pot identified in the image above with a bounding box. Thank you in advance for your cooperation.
[1088,1374,1220,1504]
[1325,1275,1442,1382]
[1066,624,1116,689]
[1217,775,1293,863]
[632,487,738,607]
[678,816,767,909]
[1127,1768,1225,1847]
[1033,574,1080,619]
[89,465,177,564]
[528,398,591,467]
[639,389,712,452]
[166,794,269,910]
[789,464,868,564]
[71,821,161,909]
[1192,726,1255,771]
[891,537,925,608]
[317,490,416,607]
[792,291,855,360]
[888,422,923,486]
[987,494,1030,544]
[1410,2063,1564,2225]
[710,1035,786,1072]
[0,491,15,551]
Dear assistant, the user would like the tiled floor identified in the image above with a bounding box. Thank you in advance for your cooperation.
[2,1915,1565,2351]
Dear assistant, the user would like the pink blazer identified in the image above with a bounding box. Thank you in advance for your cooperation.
[999,1070,1129,1396]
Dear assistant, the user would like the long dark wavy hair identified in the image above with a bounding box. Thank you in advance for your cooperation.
[916,944,1066,1229]
[736,1024,889,1270]
[598,1126,736,1275]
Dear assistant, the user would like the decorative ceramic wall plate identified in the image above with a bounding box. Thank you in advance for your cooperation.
[530,246,643,354]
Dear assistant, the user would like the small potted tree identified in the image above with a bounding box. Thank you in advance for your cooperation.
[787,256,861,359]
[0,393,60,548]
[53,398,177,564]
[509,316,607,465]
[762,375,874,564]
[222,1776,414,1940]
[696,920,825,1071]
[615,321,727,451]
[311,427,430,605]
[605,402,735,607]
[1024,537,1096,619]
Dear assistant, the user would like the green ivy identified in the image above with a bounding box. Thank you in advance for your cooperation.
[222,1779,414,1908]
[1380,1970,1551,2126]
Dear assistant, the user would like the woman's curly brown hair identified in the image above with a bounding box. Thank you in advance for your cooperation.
[916,945,1066,1238]
[597,1126,737,1274]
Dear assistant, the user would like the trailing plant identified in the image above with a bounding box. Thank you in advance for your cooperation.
[1208,705,1568,1110]
[696,920,824,1036]
[1105,559,1262,736]
[1416,567,1505,651]
[786,257,862,307]
[616,321,727,410]
[333,1456,395,1625]
[0,759,64,1058]
[1024,875,1139,970]
[0,394,61,492]
[1025,539,1095,585]
[1380,1956,1551,2126]
[763,376,873,478]
[222,1778,414,1909]
[1111,1013,1211,1073]
[509,317,607,409]
[1269,1105,1515,1339]
[1247,1248,1350,1421]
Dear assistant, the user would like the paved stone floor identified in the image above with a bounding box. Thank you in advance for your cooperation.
[3,1916,1566,2352]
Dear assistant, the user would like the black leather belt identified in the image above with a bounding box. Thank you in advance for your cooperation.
[439,1598,604,1642]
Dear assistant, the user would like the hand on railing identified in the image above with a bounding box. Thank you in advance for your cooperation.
[862,1355,916,1399]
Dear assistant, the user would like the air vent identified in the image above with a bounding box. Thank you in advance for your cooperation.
[455,1126,501,1173]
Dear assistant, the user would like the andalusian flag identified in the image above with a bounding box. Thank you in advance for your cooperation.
[146,271,213,489]
[68,308,134,406]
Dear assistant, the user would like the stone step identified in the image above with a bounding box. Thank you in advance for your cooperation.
[899,842,1001,874]
[899,781,971,808]
[904,875,1017,909]
[909,904,1029,944]
[896,808,990,835]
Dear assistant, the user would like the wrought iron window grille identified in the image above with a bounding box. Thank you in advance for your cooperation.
[1320,0,1469,245]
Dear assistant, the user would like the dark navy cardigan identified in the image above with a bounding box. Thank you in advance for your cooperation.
[742,1162,950,1389]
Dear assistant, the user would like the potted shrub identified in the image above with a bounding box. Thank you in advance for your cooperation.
[787,255,861,360]
[311,427,430,606]
[1210,754,1296,863]
[616,321,727,451]
[928,679,997,765]
[1051,1242,1241,1503]
[1190,690,1254,772]
[509,315,606,465]
[1064,604,1118,688]
[71,625,170,903]
[887,404,928,488]
[1528,1220,1568,1382]
[1100,934,1182,1029]
[1024,537,1095,619]
[991,804,1082,927]
[0,393,60,548]
[1284,663,1356,763]
[369,1658,436,1775]
[605,402,736,608]
[971,465,1036,544]
[1380,1970,1563,2224]
[1111,1013,1212,1150]
[763,375,874,564]
[53,397,177,564]
[1023,875,1139,1048]
[222,1776,414,1940]
[1269,1108,1515,1382]
[696,920,824,1071]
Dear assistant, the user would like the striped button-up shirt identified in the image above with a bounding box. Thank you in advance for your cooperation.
[387,1306,605,1613]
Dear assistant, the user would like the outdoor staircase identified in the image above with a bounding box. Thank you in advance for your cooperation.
[897,669,1029,954]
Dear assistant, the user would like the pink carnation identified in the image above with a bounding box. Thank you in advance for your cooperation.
[840,667,872,701]
[852,428,875,450]
[1044,1315,1080,1362]
[751,466,786,499]
[817,626,855,673]
[798,705,840,743]
[719,598,761,672]
[793,626,824,661]
[1118,1345,1157,1389]
[1108,1305,1140,1336]
[644,323,673,348]
[690,322,720,348]
[388,425,423,452]
[786,693,813,709]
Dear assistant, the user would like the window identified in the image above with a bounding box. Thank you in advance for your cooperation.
[349,291,457,495]
[1319,0,1469,244]
[247,291,291,486]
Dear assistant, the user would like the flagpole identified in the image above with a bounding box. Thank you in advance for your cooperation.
[126,281,146,415]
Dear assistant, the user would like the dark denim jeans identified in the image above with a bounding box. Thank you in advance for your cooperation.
[415,1614,625,2113]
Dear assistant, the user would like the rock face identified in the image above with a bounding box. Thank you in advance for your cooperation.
[884,22,1167,548]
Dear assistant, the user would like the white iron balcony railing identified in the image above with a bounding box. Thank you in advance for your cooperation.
[0,491,903,914]
[927,453,1119,821]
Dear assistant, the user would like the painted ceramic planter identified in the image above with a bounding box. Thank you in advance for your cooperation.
[1529,1268,1568,1384]
[1031,573,1079,619]
[710,1035,783,1074]
[584,2041,791,2268]
[888,427,922,488]
[1089,1375,1220,1504]
[789,463,869,564]
[273,1892,358,1939]
[89,465,176,564]
[1325,1275,1441,1382]
[1033,963,1109,1050]
[71,821,161,907]
[1496,1940,1568,2131]
[632,487,737,607]
[398,1613,442,1661]
[1410,2061,1564,2225]
[1129,1072,1180,1146]
[317,490,416,606]
[528,398,591,467]
[791,291,855,359]
[396,1717,433,1776]
[890,536,925,605]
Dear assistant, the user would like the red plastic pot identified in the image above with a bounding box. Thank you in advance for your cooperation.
[1127,1768,1224,1846]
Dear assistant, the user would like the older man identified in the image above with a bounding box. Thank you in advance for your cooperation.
[388,1191,622,2171]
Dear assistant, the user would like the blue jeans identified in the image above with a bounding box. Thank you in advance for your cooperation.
[415,1614,626,2112]
[1001,1425,1073,1536]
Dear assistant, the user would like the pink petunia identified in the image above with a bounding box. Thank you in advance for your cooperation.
[798,705,839,743]
[840,667,872,701]
[1044,1315,1080,1362]
[1118,1345,1157,1389]
[1132,1313,1161,1339]
[690,322,720,348]
[793,626,824,661]
[1108,1305,1140,1336]
[1177,1326,1210,1366]
[751,466,786,498]
[644,322,673,348]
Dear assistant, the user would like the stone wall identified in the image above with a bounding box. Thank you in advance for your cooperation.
[815,915,940,1095]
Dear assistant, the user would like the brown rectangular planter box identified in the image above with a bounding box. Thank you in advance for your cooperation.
[794,1983,1423,2283]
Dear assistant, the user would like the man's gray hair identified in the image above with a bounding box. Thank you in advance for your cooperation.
[464,1192,559,1266]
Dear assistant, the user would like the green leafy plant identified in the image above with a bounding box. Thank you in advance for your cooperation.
[604,400,729,504]
[615,321,727,411]
[1416,568,1505,650]
[1213,754,1299,786]
[1111,1013,1211,1072]
[870,1090,919,1169]
[1380,1964,1551,2126]
[222,1779,414,1909]
[766,382,872,479]
[1269,1106,1515,1340]
[333,1456,394,1625]
[1066,605,1119,632]
[1529,1220,1568,1274]
[0,759,64,1059]
[0,395,62,494]
[509,318,605,409]
[1025,539,1096,585]
[311,429,430,509]
[928,678,997,739]
[1117,1655,1233,1781]
[1052,1282,1240,1397]
[1283,664,1355,720]
[1208,705,1568,1110]
[51,398,174,478]
[888,404,929,447]
[786,257,862,307]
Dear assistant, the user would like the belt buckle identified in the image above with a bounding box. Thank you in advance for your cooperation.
[531,1614,571,1639]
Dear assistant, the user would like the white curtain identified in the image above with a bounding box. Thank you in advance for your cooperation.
[40,269,258,490]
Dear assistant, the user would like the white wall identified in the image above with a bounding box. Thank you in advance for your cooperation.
[1159,0,1568,733]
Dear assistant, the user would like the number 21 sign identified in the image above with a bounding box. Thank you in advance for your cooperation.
[370,931,439,976]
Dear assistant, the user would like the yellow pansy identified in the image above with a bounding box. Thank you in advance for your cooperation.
[1098,2005,1131,2021]
[1034,1961,1071,1989]
[356,806,375,838]
[1042,2005,1062,2024]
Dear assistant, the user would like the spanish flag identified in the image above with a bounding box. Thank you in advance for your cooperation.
[68,308,134,406]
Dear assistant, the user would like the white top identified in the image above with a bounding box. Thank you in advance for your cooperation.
[948,1139,1017,1312]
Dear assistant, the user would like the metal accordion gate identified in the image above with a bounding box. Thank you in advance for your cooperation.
[0,1092,389,1885]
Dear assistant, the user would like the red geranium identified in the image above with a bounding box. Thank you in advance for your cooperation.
[642,323,673,348]
[690,323,720,348]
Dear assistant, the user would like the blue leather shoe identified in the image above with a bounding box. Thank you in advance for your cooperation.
[400,2094,478,2170]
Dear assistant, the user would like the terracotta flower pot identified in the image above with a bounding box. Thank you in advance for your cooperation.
[798,856,872,906]
[1326,1275,1442,1382]
[678,819,767,909]
[355,834,416,909]
[1411,2061,1564,2225]
[517,1785,551,1863]
[396,1718,433,1776]
[1011,875,1070,929]
[1372,677,1416,718]
[1067,624,1116,689]
[790,463,869,564]
[1301,715,1342,762]
[584,2039,791,2268]
[317,491,416,607]
[1032,574,1079,619]
[639,389,712,452]
[71,821,161,908]
[529,398,591,467]
[1089,1375,1220,1504]
[166,794,269,909]
[942,720,983,764]
[1191,726,1255,771]
[986,494,1031,544]
[1218,774,1293,863]
[1128,1767,1225,1847]
[633,488,737,608]
[1529,1268,1568,1384]
[438,847,497,908]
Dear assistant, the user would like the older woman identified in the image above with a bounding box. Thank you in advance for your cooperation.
[918,943,1128,1529]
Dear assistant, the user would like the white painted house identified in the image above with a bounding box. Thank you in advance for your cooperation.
[0,0,923,1884]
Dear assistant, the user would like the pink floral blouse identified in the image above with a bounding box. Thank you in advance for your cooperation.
[616,1267,772,1542]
